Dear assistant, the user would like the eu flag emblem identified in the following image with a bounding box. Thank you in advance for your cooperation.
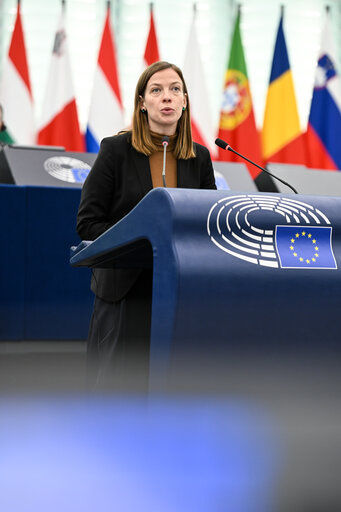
[275,226,337,269]
[72,167,90,183]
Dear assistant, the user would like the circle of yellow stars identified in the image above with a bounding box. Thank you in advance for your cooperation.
[289,231,319,264]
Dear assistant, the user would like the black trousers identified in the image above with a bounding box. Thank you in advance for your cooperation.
[87,270,153,391]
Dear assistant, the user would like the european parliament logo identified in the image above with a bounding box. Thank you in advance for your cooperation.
[44,156,91,184]
[275,226,336,269]
[207,194,338,270]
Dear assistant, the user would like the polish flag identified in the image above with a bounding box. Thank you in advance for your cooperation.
[38,3,84,151]
[143,4,160,67]
[183,14,216,157]
[0,0,35,144]
[85,3,124,152]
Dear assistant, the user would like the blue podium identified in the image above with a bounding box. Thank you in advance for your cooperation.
[71,188,341,387]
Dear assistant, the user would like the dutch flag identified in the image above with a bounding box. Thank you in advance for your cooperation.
[85,3,124,153]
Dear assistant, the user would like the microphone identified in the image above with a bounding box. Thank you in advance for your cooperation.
[161,136,169,188]
[215,138,298,194]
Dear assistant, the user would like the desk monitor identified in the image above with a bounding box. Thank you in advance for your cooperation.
[212,161,257,192]
[260,163,341,196]
[0,144,97,188]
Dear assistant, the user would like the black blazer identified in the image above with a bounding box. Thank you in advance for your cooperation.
[77,131,216,302]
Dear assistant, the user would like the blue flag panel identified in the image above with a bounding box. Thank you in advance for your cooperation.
[269,16,290,83]
[275,225,337,269]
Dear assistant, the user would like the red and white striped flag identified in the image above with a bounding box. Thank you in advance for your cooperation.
[0,0,35,144]
[85,3,124,152]
[38,3,84,151]
[183,13,216,157]
[143,4,160,67]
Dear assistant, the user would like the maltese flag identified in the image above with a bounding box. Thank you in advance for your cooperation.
[0,1,35,144]
[85,3,124,152]
[38,3,84,151]
[183,13,217,157]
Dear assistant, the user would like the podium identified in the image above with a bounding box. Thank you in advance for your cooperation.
[71,188,341,388]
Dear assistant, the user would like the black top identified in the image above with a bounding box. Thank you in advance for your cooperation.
[77,131,216,301]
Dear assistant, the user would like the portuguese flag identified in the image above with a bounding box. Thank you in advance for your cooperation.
[217,9,262,178]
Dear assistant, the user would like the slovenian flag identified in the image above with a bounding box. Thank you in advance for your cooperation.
[261,10,305,165]
[85,3,124,153]
[305,11,341,171]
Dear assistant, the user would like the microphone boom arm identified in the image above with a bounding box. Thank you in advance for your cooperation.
[215,138,298,195]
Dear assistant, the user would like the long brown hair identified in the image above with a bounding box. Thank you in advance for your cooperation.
[131,61,195,159]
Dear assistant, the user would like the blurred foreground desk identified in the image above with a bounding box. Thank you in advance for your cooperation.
[71,188,341,389]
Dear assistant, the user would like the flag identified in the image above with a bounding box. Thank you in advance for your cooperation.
[38,4,84,152]
[85,4,124,153]
[143,4,160,67]
[261,12,305,165]
[183,13,216,157]
[217,9,262,178]
[275,226,337,269]
[0,126,14,145]
[305,12,341,170]
[0,1,35,144]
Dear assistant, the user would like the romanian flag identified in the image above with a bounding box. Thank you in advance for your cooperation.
[305,12,341,171]
[261,12,305,165]
[217,9,262,178]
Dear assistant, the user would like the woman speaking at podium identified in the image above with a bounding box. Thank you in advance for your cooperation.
[77,61,216,389]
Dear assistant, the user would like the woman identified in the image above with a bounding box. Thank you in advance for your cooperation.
[77,61,216,389]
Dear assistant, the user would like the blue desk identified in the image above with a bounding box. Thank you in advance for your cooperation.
[0,185,92,340]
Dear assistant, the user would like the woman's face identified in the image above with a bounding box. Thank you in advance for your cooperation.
[140,68,187,135]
